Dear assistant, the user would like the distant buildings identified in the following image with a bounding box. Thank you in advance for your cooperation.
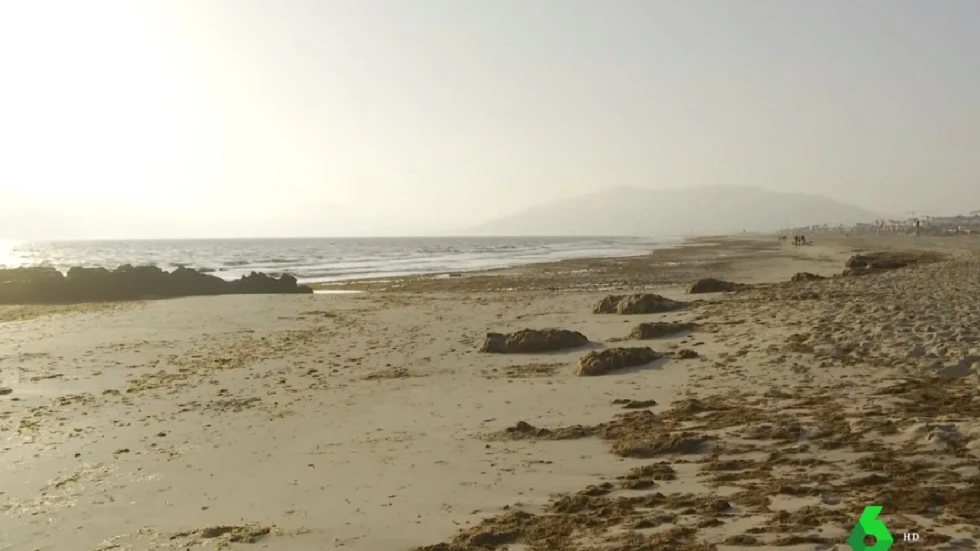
[784,211,980,237]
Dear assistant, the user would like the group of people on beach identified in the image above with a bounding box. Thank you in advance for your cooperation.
[779,234,808,246]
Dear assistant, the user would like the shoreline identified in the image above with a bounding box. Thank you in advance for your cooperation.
[1,235,674,287]
[10,232,943,294]
[312,234,850,293]
[303,238,679,287]
[2,234,979,550]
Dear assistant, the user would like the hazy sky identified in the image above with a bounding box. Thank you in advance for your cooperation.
[2,0,979,238]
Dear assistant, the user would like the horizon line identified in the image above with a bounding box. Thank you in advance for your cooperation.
[2,234,683,243]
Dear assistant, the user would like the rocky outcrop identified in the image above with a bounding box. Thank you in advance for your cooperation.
[626,322,696,340]
[592,294,683,315]
[0,265,312,305]
[576,347,661,376]
[790,272,826,282]
[687,278,744,294]
[843,251,943,276]
[480,329,589,354]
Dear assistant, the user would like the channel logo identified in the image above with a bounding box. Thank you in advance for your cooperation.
[847,506,919,551]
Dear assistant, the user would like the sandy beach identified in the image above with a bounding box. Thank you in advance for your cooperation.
[3,235,980,550]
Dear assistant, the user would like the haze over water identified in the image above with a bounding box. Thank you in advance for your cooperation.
[0,236,673,284]
[3,1,979,241]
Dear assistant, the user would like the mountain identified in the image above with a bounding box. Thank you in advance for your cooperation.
[467,185,882,236]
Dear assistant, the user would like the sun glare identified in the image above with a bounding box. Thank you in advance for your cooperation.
[0,240,22,268]
[1,2,205,208]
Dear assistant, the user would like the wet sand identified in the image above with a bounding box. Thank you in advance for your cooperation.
[2,236,980,550]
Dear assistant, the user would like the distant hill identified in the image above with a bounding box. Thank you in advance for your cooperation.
[467,185,882,236]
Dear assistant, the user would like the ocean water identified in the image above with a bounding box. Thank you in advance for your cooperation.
[0,236,674,285]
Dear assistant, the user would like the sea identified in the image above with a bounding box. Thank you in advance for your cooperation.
[0,236,676,285]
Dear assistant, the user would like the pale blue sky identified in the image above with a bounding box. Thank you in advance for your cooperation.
[1,0,978,238]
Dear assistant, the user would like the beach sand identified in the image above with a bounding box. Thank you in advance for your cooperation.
[2,236,980,550]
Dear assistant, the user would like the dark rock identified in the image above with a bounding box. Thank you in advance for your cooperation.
[687,278,743,294]
[593,294,683,315]
[576,347,661,376]
[675,348,699,359]
[627,322,696,340]
[0,266,64,285]
[612,398,658,409]
[504,420,552,438]
[231,272,304,295]
[843,251,943,276]
[0,266,312,305]
[790,272,826,282]
[480,328,589,354]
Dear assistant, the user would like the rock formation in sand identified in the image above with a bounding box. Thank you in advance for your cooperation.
[592,294,683,315]
[842,251,942,276]
[576,347,661,376]
[686,278,743,294]
[626,322,696,340]
[790,272,827,282]
[0,265,312,305]
[170,524,276,545]
[611,398,658,409]
[480,329,589,354]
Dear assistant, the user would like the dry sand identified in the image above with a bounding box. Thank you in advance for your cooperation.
[2,236,979,550]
